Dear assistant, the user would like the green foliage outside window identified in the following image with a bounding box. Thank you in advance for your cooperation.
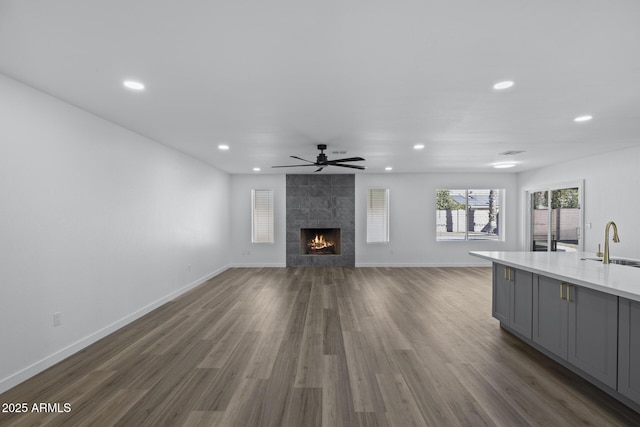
[436,189,465,210]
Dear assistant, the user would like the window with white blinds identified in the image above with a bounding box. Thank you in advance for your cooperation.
[251,189,274,243]
[367,189,389,243]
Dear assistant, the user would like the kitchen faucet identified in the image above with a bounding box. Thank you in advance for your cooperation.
[602,221,620,264]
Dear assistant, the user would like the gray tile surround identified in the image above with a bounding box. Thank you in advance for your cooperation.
[286,174,355,266]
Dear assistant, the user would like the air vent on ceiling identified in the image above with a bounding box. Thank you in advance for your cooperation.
[499,150,525,156]
[331,150,347,155]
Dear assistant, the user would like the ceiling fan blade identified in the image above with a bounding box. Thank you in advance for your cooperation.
[328,157,365,163]
[332,163,366,170]
[271,164,317,168]
[273,148,366,171]
[290,156,315,163]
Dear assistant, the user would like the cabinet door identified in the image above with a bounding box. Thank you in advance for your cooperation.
[567,285,618,389]
[619,298,640,404]
[510,269,532,339]
[492,263,510,324]
[533,275,568,359]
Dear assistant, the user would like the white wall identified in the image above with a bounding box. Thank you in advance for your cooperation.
[0,75,231,393]
[355,173,519,266]
[517,146,640,259]
[229,174,286,266]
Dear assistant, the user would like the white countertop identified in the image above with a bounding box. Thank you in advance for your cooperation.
[469,251,640,302]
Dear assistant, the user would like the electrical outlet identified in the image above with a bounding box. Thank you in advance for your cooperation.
[53,312,61,327]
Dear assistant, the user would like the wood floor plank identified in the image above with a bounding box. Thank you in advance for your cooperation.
[109,338,212,426]
[243,331,283,380]
[281,387,322,427]
[215,378,267,427]
[198,314,251,369]
[322,308,342,356]
[1,266,639,426]
[337,296,362,332]
[194,331,260,412]
[376,373,427,427]
[393,349,461,425]
[258,338,299,427]
[181,411,223,427]
[448,362,531,425]
[342,331,386,412]
[294,331,323,388]
[303,280,324,333]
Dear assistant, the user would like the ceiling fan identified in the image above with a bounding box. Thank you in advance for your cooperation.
[272,144,366,172]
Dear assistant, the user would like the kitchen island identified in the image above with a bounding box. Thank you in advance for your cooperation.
[470,251,640,414]
[470,251,640,302]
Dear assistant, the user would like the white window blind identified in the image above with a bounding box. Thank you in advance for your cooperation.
[367,189,389,243]
[251,189,274,243]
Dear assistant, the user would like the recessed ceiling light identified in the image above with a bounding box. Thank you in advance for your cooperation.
[253,167,261,172]
[385,166,393,171]
[574,115,593,122]
[493,163,516,169]
[413,144,425,150]
[493,81,514,90]
[218,144,229,150]
[123,80,145,90]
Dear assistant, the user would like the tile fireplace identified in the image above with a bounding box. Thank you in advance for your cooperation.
[286,174,354,266]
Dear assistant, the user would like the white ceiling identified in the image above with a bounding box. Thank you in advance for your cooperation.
[2,0,639,174]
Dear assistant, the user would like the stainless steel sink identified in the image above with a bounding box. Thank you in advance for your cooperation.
[582,257,640,267]
[610,259,640,267]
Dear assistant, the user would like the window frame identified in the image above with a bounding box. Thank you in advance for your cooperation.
[367,188,390,244]
[436,188,504,242]
[251,189,274,244]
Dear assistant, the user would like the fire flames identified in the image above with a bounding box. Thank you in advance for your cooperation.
[309,234,334,251]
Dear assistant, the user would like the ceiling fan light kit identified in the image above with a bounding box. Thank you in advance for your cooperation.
[272,144,366,172]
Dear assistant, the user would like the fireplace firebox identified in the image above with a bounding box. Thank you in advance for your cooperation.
[300,228,341,255]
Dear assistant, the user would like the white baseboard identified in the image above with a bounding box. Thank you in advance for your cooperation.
[0,265,230,395]
[230,262,287,268]
[230,262,491,268]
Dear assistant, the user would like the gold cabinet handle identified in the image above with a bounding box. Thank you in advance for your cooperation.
[559,282,572,301]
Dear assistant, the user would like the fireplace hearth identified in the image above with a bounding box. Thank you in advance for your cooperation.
[301,228,341,255]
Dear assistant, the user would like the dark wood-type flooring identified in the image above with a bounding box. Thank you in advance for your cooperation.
[1,267,639,426]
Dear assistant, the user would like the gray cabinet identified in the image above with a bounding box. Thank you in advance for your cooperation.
[533,275,568,358]
[567,285,618,388]
[619,298,640,405]
[492,263,510,324]
[533,275,617,389]
[493,263,533,339]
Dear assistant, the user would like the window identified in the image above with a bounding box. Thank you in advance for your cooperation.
[436,189,503,241]
[252,189,274,243]
[367,189,389,243]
